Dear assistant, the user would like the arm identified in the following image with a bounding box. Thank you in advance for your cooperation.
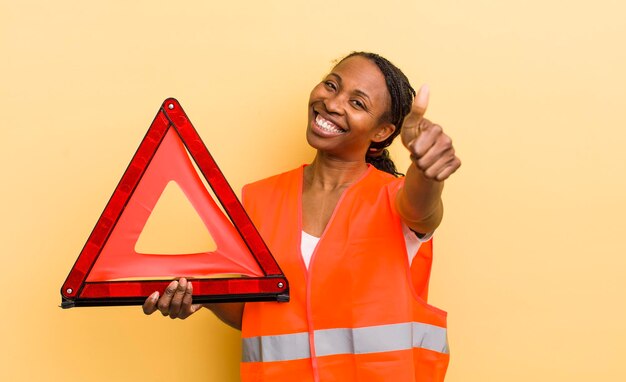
[396,164,444,234]
[396,85,461,234]
[203,302,244,330]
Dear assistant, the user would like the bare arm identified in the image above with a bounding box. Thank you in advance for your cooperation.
[203,302,244,330]
[396,85,461,234]
[396,164,444,234]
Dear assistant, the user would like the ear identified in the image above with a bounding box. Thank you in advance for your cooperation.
[372,122,396,143]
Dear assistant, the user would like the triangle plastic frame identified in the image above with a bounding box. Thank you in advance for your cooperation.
[60,99,288,308]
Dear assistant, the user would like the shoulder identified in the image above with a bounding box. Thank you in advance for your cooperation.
[243,166,302,194]
[360,166,405,196]
[242,166,303,207]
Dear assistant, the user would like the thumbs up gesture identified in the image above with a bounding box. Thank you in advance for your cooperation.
[401,85,461,181]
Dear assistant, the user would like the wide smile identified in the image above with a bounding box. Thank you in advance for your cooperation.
[312,113,346,136]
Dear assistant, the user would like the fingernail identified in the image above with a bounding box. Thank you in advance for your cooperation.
[150,291,159,301]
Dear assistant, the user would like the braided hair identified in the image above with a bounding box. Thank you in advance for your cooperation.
[338,52,416,177]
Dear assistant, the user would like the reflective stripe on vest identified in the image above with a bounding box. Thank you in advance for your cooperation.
[242,321,448,363]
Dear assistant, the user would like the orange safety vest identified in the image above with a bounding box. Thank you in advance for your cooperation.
[241,165,449,382]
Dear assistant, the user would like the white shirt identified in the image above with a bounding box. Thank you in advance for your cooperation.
[300,225,433,269]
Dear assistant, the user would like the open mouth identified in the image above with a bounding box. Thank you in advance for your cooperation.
[313,113,346,135]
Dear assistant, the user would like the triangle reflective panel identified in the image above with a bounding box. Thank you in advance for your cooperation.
[61,99,288,308]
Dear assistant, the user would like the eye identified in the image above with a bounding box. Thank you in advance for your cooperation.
[351,99,366,109]
[324,81,337,91]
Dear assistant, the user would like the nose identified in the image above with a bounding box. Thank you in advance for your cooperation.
[323,93,345,115]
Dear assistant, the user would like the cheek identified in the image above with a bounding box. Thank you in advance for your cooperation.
[348,114,378,135]
[309,84,325,102]
[309,85,320,99]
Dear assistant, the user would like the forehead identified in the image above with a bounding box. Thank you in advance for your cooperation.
[330,56,390,104]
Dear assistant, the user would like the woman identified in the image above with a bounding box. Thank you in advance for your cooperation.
[143,52,461,381]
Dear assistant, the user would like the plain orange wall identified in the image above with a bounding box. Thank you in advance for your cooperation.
[2,1,625,381]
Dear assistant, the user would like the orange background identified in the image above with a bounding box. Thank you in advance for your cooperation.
[2,1,625,381]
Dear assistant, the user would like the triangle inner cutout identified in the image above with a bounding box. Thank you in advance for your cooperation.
[60,99,288,307]
[135,180,217,255]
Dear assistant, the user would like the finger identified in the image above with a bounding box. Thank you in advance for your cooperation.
[142,291,160,315]
[417,146,455,174]
[157,280,178,316]
[435,158,462,181]
[169,278,188,319]
[178,281,197,320]
[423,154,457,180]
[410,122,442,159]
[415,135,454,170]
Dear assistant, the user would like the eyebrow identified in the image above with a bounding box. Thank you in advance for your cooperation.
[328,73,372,104]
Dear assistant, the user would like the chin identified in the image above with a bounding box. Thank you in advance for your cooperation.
[305,127,322,150]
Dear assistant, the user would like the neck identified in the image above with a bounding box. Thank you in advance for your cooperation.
[304,152,369,191]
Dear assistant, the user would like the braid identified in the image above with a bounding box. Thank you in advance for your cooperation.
[365,148,399,175]
[338,52,416,177]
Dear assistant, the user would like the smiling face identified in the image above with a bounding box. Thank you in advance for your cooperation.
[307,55,396,162]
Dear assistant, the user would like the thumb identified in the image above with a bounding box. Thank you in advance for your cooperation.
[402,84,429,128]
[186,281,202,314]
[401,84,430,147]
[191,304,204,313]
[412,84,429,119]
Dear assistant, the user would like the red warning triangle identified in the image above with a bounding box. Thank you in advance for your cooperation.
[61,99,288,307]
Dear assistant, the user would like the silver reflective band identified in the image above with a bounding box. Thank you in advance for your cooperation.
[316,322,448,356]
[242,332,310,362]
[242,322,448,363]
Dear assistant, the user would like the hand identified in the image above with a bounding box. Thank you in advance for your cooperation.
[401,85,461,181]
[142,278,203,319]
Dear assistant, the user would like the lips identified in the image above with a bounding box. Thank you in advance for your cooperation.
[312,113,346,136]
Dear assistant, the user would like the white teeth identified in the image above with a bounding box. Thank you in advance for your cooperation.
[315,114,344,133]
